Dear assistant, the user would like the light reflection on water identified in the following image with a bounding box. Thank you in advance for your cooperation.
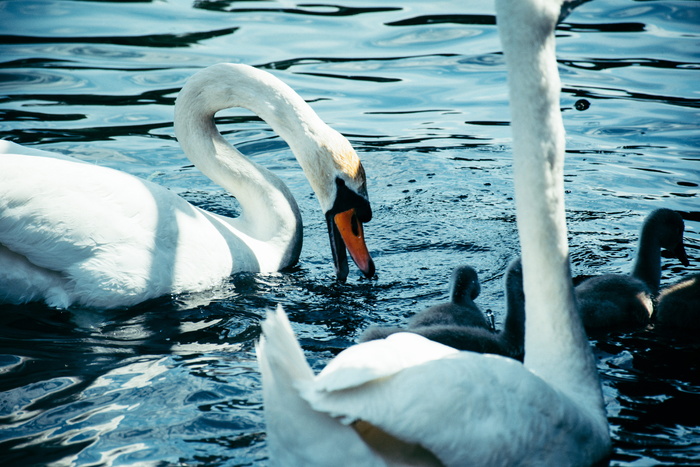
[1,0,699,465]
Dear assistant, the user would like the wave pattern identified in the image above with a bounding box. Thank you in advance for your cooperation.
[1,0,699,465]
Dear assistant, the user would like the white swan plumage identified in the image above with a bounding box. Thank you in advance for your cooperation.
[256,0,610,465]
[0,64,375,309]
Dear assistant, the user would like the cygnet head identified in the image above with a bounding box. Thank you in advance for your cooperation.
[450,265,481,306]
[359,264,490,343]
[408,265,489,329]
[502,257,525,360]
[505,258,524,313]
[644,208,688,266]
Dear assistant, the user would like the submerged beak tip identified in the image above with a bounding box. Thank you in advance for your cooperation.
[336,261,349,283]
[363,258,376,279]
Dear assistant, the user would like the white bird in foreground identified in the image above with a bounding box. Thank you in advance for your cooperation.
[256,0,611,464]
[0,64,375,309]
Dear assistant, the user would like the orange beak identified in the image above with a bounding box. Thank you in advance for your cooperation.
[334,208,375,279]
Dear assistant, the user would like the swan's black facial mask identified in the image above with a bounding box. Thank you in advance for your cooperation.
[326,178,375,282]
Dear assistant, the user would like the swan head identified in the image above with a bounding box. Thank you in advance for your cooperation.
[316,143,375,282]
[450,265,481,304]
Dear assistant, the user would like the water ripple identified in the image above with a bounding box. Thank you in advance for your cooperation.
[1,0,699,465]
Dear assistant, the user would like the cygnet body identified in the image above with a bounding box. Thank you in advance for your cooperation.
[653,273,700,335]
[576,208,688,334]
[360,259,525,361]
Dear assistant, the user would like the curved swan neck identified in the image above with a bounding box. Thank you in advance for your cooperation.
[497,0,602,407]
[173,65,311,250]
[178,64,329,149]
[175,64,315,222]
[175,64,355,214]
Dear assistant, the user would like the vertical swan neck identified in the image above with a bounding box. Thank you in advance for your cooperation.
[497,0,602,407]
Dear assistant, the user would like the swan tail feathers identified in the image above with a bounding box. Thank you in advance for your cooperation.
[256,305,383,466]
[257,304,314,384]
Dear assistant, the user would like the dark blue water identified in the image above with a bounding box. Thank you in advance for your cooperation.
[1,0,699,465]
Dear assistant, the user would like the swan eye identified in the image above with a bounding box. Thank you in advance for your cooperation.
[332,177,372,223]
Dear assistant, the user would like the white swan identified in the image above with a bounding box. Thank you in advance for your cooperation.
[256,0,611,464]
[0,64,375,309]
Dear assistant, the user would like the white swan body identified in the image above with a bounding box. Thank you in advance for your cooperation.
[256,0,610,464]
[0,64,375,309]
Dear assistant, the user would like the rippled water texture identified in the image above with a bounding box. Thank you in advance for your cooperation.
[1,0,699,465]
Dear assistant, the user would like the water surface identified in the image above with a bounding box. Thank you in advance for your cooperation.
[1,0,699,465]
